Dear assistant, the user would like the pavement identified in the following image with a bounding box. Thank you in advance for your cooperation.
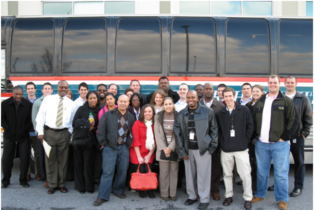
[1,159,313,210]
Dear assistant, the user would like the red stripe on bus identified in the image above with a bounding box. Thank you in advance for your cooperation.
[1,93,12,97]
[8,76,314,83]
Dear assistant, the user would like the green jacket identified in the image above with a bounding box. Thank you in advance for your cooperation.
[253,91,299,142]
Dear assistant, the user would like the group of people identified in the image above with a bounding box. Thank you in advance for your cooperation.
[1,75,312,210]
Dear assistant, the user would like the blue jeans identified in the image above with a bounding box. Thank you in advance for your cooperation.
[97,144,129,201]
[255,139,290,202]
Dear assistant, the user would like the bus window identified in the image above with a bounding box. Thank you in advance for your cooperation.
[62,18,107,73]
[11,18,54,73]
[115,17,161,73]
[1,49,5,91]
[225,18,270,75]
[171,17,216,73]
[279,19,313,76]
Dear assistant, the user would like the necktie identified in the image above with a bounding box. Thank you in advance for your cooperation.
[56,97,63,127]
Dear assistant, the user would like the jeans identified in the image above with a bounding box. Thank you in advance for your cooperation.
[97,144,129,201]
[255,139,290,202]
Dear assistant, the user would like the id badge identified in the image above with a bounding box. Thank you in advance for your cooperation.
[189,131,195,140]
[293,139,297,143]
[230,129,235,137]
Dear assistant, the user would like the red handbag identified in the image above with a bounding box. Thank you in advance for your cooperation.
[130,163,158,191]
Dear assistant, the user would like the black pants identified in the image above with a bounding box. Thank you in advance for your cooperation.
[290,136,305,189]
[67,145,75,181]
[177,160,185,188]
[2,138,30,184]
[94,148,103,183]
[248,142,257,192]
[37,138,46,181]
[73,146,95,192]
[211,146,222,193]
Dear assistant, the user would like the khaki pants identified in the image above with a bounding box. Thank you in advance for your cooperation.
[44,129,70,188]
[221,149,253,201]
[159,161,179,198]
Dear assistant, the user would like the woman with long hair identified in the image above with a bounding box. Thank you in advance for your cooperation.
[98,93,118,121]
[150,89,167,114]
[246,84,264,193]
[130,104,156,198]
[154,97,179,201]
[72,91,100,193]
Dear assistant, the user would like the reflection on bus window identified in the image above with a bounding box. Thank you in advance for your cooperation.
[279,19,313,76]
[62,18,107,73]
[171,18,216,73]
[226,18,270,75]
[11,18,54,73]
[115,18,161,73]
[1,49,5,91]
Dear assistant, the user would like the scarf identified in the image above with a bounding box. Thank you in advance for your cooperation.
[145,120,155,151]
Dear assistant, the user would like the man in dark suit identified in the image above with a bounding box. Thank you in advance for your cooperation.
[199,82,225,201]
[145,76,180,104]
[1,86,33,188]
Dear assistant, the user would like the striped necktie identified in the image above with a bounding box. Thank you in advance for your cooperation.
[56,97,63,127]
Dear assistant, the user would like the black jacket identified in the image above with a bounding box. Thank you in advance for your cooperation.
[216,103,254,152]
[1,97,33,142]
[287,91,312,139]
[174,101,218,158]
[253,91,299,142]
[97,108,135,150]
[72,102,100,147]
[127,106,141,120]
[146,89,180,105]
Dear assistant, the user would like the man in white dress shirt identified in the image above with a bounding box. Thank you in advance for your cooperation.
[73,82,89,113]
[36,80,76,194]
[175,83,189,112]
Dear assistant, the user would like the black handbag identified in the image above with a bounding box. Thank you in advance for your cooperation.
[72,135,92,149]
[160,150,178,161]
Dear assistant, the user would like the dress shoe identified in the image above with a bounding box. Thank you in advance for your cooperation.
[212,192,220,200]
[161,196,169,201]
[170,197,176,201]
[113,193,126,199]
[290,188,302,197]
[237,180,243,185]
[147,191,155,198]
[278,201,288,210]
[20,182,30,188]
[2,182,9,188]
[36,174,42,181]
[87,191,94,194]
[244,201,252,209]
[43,181,49,188]
[59,187,68,193]
[184,199,198,205]
[79,191,85,194]
[251,196,265,203]
[27,174,31,181]
[139,191,147,198]
[268,184,274,191]
[223,197,233,206]
[48,187,56,194]
[197,203,209,209]
[93,198,106,206]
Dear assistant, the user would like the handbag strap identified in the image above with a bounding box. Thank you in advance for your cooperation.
[136,163,151,173]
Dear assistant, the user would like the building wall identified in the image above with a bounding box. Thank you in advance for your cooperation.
[1,1,312,16]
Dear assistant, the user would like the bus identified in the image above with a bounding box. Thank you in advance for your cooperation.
[1,15,313,164]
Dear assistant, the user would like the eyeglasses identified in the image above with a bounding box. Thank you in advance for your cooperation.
[132,99,140,102]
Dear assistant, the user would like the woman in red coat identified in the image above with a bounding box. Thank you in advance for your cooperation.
[130,104,156,198]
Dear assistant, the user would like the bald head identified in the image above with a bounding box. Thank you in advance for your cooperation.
[203,82,214,101]
[117,94,129,112]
